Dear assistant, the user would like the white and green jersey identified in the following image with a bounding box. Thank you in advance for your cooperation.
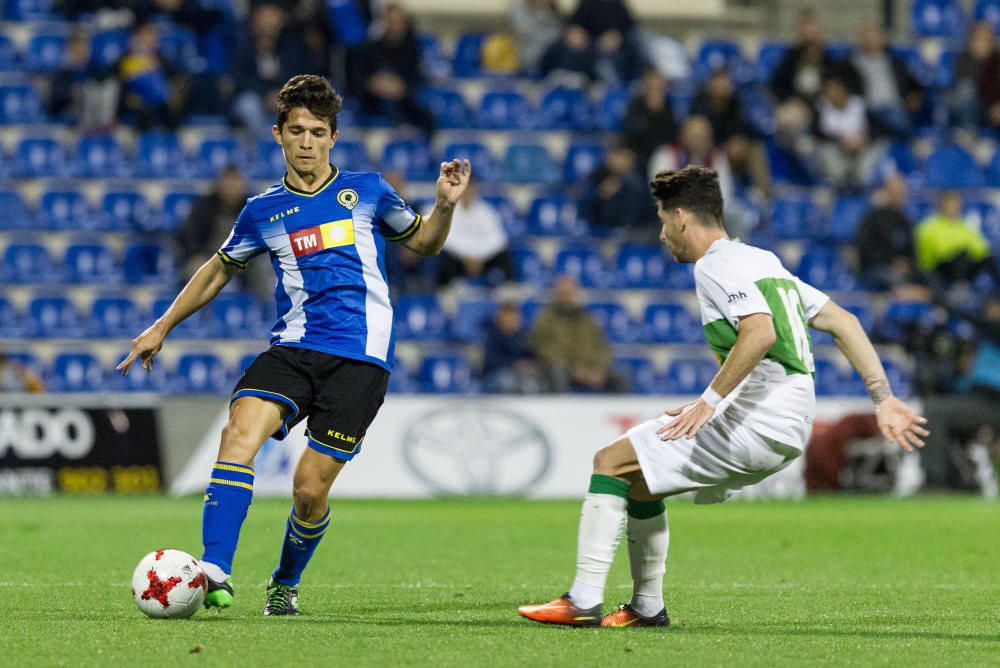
[693,239,830,448]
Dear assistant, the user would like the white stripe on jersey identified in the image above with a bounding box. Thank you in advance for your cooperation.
[274,235,308,342]
[353,220,393,360]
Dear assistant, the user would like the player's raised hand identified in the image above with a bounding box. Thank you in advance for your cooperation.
[435,159,471,207]
[657,399,715,441]
[875,395,929,452]
[116,323,166,375]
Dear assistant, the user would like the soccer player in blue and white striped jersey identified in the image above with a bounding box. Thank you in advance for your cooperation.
[118,75,471,615]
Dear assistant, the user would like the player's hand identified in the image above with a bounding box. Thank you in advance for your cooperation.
[875,395,929,452]
[657,399,715,441]
[116,323,166,375]
[435,159,471,207]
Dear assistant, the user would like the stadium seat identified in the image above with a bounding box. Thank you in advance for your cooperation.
[331,140,369,172]
[976,0,1000,32]
[503,143,558,184]
[197,137,243,178]
[562,141,604,183]
[538,87,591,131]
[482,195,523,236]
[586,302,635,343]
[64,241,118,284]
[16,136,70,178]
[29,296,82,337]
[157,24,202,74]
[418,32,450,79]
[0,84,42,124]
[882,358,914,397]
[911,0,966,38]
[89,28,129,70]
[643,303,702,344]
[394,294,447,340]
[813,358,845,396]
[136,131,187,178]
[159,191,198,231]
[451,298,496,342]
[0,298,26,338]
[0,191,31,230]
[418,86,474,129]
[451,32,485,77]
[966,201,1000,245]
[527,194,584,236]
[253,139,285,179]
[49,352,105,392]
[986,148,1000,187]
[38,189,91,230]
[4,0,54,20]
[123,244,177,285]
[382,139,435,181]
[664,359,718,395]
[75,134,128,178]
[26,30,66,73]
[695,39,742,77]
[829,195,870,242]
[211,293,268,338]
[797,247,856,291]
[510,245,550,284]
[0,33,16,71]
[237,353,259,375]
[101,191,150,231]
[554,245,608,288]
[112,358,167,392]
[594,87,629,132]
[887,44,935,87]
[664,260,696,290]
[616,245,668,288]
[923,144,984,188]
[418,354,475,393]
[89,295,141,338]
[756,42,790,83]
[614,356,660,394]
[151,295,216,338]
[479,90,531,130]
[171,353,230,394]
[877,300,934,344]
[4,243,57,284]
[769,195,824,240]
[441,142,495,181]
[867,140,919,187]
[387,358,417,393]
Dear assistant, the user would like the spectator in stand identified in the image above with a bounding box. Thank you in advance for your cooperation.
[529,275,624,393]
[231,2,288,137]
[115,21,184,129]
[578,141,649,238]
[850,22,925,138]
[853,176,917,291]
[648,115,734,203]
[692,68,772,198]
[952,22,1000,131]
[813,75,880,190]
[437,176,512,286]
[279,6,332,80]
[771,10,842,107]
[915,190,1000,290]
[49,29,118,130]
[621,67,677,170]
[541,0,643,85]
[509,0,563,75]
[0,353,44,393]
[482,301,549,393]
[348,3,434,136]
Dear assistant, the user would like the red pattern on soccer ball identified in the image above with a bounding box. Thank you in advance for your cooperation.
[141,568,182,607]
[188,571,207,591]
[154,549,165,560]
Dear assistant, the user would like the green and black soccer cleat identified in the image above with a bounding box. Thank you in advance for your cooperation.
[203,575,234,609]
[263,578,300,616]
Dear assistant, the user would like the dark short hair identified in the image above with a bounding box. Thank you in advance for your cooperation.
[276,74,343,131]
[649,165,724,227]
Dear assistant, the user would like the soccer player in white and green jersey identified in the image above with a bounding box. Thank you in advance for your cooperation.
[519,166,929,628]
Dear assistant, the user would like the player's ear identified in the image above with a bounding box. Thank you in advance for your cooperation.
[271,124,281,144]
[331,129,339,145]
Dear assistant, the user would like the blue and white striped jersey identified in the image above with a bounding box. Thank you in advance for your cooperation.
[217,166,421,371]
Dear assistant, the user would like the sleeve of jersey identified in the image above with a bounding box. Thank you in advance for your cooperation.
[794,277,831,320]
[695,261,772,323]
[374,176,421,242]
[216,205,265,269]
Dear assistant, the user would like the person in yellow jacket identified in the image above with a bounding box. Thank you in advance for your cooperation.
[915,190,998,287]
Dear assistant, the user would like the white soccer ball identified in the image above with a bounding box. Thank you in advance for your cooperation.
[131,549,207,619]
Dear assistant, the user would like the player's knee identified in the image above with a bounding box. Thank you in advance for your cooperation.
[219,421,258,462]
[292,483,326,518]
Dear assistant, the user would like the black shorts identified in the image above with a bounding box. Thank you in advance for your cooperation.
[232,346,389,461]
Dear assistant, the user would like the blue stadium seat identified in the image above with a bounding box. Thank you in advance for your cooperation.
[418,354,475,393]
[197,137,242,178]
[38,189,91,230]
[986,148,1000,187]
[418,32,450,79]
[419,86,474,129]
[664,260,696,290]
[29,296,82,337]
[594,87,629,132]
[0,34,18,71]
[664,359,718,395]
[136,131,187,178]
[877,300,934,343]
[479,91,531,130]
[442,142,495,181]
[616,245,668,288]
[614,356,660,394]
[211,293,267,338]
[966,200,1000,245]
[563,141,604,183]
[924,144,984,188]
[387,358,417,393]
[882,358,914,397]
[797,247,856,291]
[101,191,149,231]
[331,140,368,171]
[123,244,177,285]
[64,241,118,284]
[75,134,128,178]
[0,191,31,230]
[89,295,141,338]
[503,143,557,184]
[829,195,870,242]
[911,0,966,37]
[554,245,608,288]
[587,302,635,343]
[253,139,285,179]
[0,298,26,338]
[237,353,258,375]
[451,32,484,77]
[112,358,168,392]
[394,294,447,341]
[867,140,919,187]
[813,358,845,396]
[976,0,1000,32]
[49,352,105,392]
[527,194,584,236]
[16,136,70,178]
[0,84,42,123]
[451,298,496,342]
[5,243,57,284]
[382,139,435,181]
[887,44,935,87]
[151,295,215,338]
[510,245,550,284]
[695,39,742,77]
[89,28,129,70]
[769,195,823,240]
[644,303,702,344]
[171,353,230,394]
[26,30,66,73]
[756,42,789,83]
[4,0,53,20]
[159,191,198,232]
[521,299,547,328]
[157,24,202,74]
[538,87,591,131]
[482,195,523,236]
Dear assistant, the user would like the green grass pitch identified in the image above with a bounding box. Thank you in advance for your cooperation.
[1,495,997,666]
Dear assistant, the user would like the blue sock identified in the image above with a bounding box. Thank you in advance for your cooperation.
[272,506,331,586]
[200,461,254,577]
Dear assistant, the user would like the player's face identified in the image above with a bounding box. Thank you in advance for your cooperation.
[273,107,338,176]
[657,203,692,262]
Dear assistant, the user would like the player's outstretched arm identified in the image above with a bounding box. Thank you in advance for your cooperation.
[809,300,929,451]
[402,159,471,256]
[116,255,240,375]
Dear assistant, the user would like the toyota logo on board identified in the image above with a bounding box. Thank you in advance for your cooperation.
[401,401,551,496]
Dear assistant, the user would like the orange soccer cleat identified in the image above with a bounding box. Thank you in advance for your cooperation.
[600,603,670,628]
[518,594,602,627]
